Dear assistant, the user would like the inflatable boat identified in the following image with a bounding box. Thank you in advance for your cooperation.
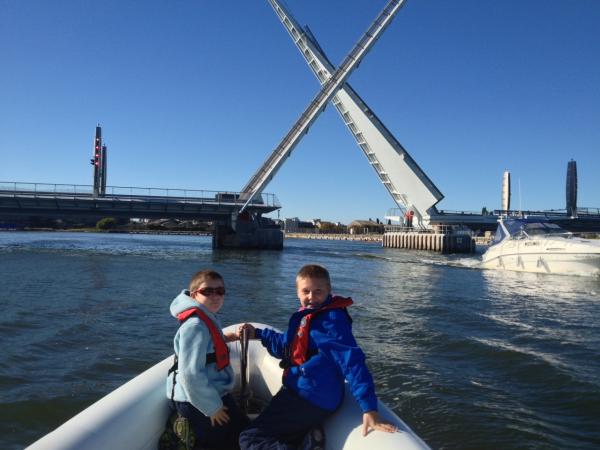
[27,324,430,449]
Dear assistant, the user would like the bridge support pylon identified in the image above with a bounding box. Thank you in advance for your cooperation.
[212,212,283,250]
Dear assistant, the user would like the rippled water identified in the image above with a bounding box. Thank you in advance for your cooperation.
[1,231,599,449]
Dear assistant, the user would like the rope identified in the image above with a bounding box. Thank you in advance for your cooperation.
[239,327,250,414]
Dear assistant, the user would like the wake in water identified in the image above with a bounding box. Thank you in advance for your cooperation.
[418,254,482,270]
[421,252,600,279]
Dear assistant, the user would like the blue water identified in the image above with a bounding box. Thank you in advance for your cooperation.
[1,231,599,449]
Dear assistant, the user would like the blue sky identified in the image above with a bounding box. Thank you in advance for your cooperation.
[1,0,599,224]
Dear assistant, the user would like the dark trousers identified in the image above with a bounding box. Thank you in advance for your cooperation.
[175,393,249,450]
[239,387,334,450]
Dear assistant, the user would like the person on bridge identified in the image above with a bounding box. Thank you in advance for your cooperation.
[165,269,249,449]
[405,210,414,228]
[238,264,397,450]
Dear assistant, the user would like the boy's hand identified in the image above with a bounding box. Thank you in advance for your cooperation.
[362,411,398,436]
[237,323,256,339]
[210,406,230,427]
[223,331,238,343]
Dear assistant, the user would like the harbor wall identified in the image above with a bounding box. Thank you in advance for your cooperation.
[383,231,475,253]
[284,232,382,242]
[285,231,475,253]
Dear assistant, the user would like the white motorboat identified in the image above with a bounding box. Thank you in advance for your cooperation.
[480,217,600,276]
[27,323,430,450]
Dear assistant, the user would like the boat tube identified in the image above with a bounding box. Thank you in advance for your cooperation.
[27,324,430,450]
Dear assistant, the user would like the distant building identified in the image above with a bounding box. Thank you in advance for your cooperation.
[348,220,384,235]
[314,219,347,234]
[284,217,316,233]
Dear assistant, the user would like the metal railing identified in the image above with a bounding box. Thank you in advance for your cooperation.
[493,208,600,218]
[0,182,281,208]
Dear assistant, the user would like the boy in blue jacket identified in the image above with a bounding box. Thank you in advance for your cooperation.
[239,264,396,449]
[166,269,248,449]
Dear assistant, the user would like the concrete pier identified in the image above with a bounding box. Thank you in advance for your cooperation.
[383,231,475,253]
[284,232,382,242]
[213,215,283,250]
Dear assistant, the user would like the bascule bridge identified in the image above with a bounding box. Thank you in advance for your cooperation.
[3,0,499,249]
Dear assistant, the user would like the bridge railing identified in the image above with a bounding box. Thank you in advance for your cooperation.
[0,182,281,209]
[0,181,94,195]
[493,208,600,218]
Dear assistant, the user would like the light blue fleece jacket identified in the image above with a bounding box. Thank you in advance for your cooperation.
[165,289,234,417]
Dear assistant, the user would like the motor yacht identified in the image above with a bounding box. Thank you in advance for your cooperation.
[480,217,600,276]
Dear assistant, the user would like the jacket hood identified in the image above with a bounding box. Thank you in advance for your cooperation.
[170,289,206,318]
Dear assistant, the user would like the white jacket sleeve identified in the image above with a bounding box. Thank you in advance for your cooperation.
[177,320,223,416]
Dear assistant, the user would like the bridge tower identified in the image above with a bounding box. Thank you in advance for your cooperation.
[566,159,577,217]
[100,142,108,196]
[501,170,511,212]
[90,125,107,197]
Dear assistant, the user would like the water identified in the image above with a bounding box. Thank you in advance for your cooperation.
[1,231,599,449]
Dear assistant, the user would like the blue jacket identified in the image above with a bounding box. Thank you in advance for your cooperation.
[165,290,234,417]
[256,295,378,413]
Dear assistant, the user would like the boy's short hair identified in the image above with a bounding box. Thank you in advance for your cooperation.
[296,264,331,286]
[189,269,224,292]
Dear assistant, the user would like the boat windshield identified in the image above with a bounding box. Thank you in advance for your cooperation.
[522,222,564,236]
[503,219,566,238]
[491,224,507,245]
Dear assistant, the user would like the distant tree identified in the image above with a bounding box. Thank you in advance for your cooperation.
[96,217,118,230]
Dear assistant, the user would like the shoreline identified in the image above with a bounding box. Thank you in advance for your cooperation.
[1,228,380,241]
[0,228,212,236]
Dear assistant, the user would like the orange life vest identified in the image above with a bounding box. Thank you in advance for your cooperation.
[289,296,353,366]
[177,308,230,370]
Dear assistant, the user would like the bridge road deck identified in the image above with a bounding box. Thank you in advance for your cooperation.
[0,183,280,221]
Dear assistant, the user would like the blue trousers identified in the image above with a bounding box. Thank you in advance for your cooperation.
[175,393,249,450]
[239,386,334,450]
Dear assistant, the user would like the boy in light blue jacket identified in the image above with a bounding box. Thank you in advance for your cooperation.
[166,269,248,449]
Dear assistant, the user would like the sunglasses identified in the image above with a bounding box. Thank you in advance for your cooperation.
[192,286,226,297]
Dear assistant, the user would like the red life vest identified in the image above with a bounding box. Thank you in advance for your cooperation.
[177,308,230,370]
[289,296,353,366]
